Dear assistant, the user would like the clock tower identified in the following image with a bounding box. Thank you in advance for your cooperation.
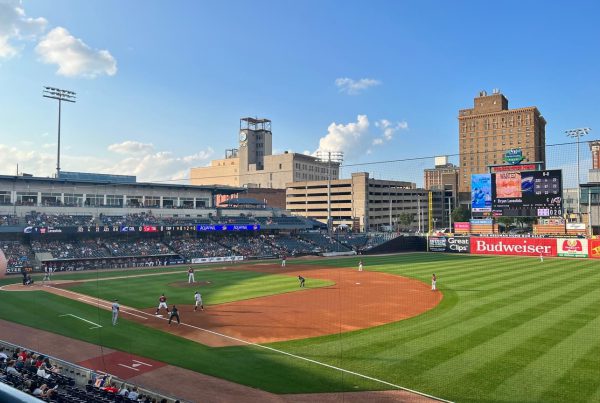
[239,117,272,174]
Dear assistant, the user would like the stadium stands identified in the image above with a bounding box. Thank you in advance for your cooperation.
[218,235,282,258]
[299,233,351,253]
[0,215,19,226]
[0,241,34,272]
[270,235,316,255]
[167,237,233,258]
[25,212,94,227]
[103,238,174,257]
[0,342,178,402]
[31,240,111,259]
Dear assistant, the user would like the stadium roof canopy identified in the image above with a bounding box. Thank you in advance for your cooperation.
[0,175,245,195]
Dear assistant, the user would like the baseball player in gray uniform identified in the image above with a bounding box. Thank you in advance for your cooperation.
[112,299,120,326]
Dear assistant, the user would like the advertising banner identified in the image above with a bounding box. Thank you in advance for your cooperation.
[428,237,447,252]
[429,236,470,253]
[566,223,586,230]
[446,237,470,253]
[454,222,470,231]
[557,238,588,258]
[471,174,492,212]
[191,256,244,264]
[589,239,600,259]
[470,237,557,257]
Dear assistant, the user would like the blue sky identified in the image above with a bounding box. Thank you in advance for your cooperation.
[0,0,598,184]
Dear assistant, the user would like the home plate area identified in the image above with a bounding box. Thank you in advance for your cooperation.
[77,351,166,379]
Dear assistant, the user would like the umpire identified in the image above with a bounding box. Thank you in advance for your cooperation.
[168,305,180,325]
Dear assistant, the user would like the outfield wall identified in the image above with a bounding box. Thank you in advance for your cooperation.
[429,236,600,259]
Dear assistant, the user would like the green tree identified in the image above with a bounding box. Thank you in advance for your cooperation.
[398,213,415,230]
[451,205,470,223]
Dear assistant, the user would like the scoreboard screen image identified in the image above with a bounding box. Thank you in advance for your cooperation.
[489,170,563,217]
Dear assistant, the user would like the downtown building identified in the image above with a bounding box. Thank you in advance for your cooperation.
[458,90,546,201]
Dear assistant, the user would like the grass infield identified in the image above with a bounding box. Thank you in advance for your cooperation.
[1,253,599,402]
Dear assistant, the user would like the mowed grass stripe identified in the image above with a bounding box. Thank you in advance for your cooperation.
[492,304,600,402]
[395,268,593,358]
[421,280,600,392]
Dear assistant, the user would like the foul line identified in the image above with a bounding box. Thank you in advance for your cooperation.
[76,297,148,320]
[59,314,102,329]
[45,286,452,402]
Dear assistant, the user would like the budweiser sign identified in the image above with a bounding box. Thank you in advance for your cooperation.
[471,237,557,256]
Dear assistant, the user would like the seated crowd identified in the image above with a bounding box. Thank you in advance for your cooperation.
[0,214,20,226]
[0,241,34,271]
[0,346,178,402]
[167,237,233,258]
[104,238,173,257]
[32,240,110,259]
[218,235,283,257]
[25,212,95,227]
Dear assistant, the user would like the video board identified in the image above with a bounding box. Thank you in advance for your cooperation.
[491,170,562,217]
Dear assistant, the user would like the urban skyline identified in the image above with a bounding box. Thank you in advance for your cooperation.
[0,1,598,185]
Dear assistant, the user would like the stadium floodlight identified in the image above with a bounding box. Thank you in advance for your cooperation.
[43,86,77,177]
[316,151,344,232]
[566,127,592,217]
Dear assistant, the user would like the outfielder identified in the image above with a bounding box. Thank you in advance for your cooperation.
[298,275,305,288]
[281,255,287,268]
[188,267,195,283]
[432,273,437,291]
[111,299,120,326]
[155,294,168,315]
[194,291,204,311]
[358,260,363,272]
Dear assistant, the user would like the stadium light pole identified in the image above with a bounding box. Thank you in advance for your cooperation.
[566,128,591,218]
[316,151,344,234]
[43,87,76,177]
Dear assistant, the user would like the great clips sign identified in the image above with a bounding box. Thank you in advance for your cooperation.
[470,237,557,257]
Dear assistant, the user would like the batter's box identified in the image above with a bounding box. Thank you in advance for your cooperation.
[78,351,166,379]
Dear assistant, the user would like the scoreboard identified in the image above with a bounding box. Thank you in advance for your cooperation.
[491,170,562,217]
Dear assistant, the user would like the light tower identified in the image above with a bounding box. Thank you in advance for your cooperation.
[43,87,76,177]
[566,127,592,217]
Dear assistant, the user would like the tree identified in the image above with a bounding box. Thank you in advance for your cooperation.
[451,205,470,223]
[398,213,415,230]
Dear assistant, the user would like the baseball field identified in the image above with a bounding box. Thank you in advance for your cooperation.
[1,253,599,402]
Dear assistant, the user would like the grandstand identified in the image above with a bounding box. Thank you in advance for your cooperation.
[0,341,180,402]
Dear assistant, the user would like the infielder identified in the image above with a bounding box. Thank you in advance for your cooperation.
[111,299,120,326]
[194,291,204,311]
[155,294,168,315]
[298,275,305,288]
[358,260,363,272]
[188,267,195,283]
[432,273,437,291]
[42,265,52,282]
[281,255,287,268]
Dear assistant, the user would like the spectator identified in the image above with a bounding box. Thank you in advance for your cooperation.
[128,386,139,401]
[6,360,20,375]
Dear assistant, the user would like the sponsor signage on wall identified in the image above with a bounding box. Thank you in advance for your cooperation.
[191,256,244,264]
[589,239,600,259]
[470,237,557,257]
[428,237,447,252]
[471,174,493,212]
[566,223,586,230]
[557,238,588,258]
[429,236,470,253]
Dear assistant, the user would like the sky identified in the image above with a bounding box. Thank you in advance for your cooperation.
[0,0,598,185]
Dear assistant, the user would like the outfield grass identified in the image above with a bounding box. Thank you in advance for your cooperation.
[1,253,599,402]
[65,269,333,308]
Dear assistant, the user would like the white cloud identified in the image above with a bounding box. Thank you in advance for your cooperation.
[0,141,214,182]
[374,119,408,142]
[335,77,381,95]
[108,140,154,155]
[316,115,371,159]
[0,0,47,59]
[35,27,117,78]
[372,138,383,145]
[41,142,56,149]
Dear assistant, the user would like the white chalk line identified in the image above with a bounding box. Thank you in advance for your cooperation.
[76,297,147,319]
[117,363,139,372]
[58,313,102,329]
[46,286,453,402]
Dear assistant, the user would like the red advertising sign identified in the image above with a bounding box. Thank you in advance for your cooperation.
[470,237,557,257]
[490,164,538,173]
[142,225,159,233]
[589,239,600,259]
[454,222,470,231]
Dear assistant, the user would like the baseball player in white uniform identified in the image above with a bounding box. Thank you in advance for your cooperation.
[111,300,120,326]
[281,256,287,268]
[188,267,195,283]
[432,274,437,291]
[194,291,204,311]
[155,294,168,315]
[358,260,363,271]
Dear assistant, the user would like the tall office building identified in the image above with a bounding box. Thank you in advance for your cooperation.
[458,90,546,196]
